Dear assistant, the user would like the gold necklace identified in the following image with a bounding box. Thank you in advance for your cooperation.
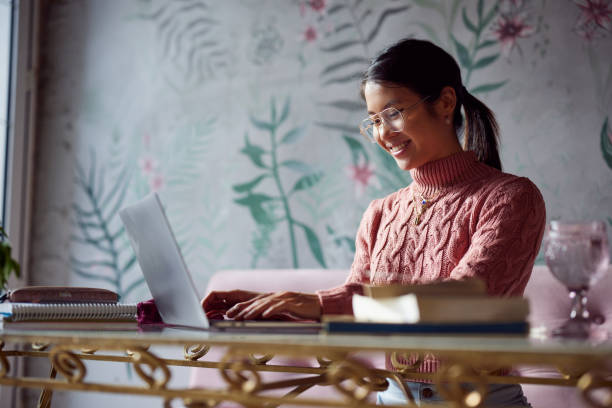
[412,190,441,226]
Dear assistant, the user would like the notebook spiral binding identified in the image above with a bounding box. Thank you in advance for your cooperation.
[9,303,137,321]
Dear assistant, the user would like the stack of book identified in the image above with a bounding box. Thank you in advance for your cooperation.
[324,278,530,335]
[0,286,138,330]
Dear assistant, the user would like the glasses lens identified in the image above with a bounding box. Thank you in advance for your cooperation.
[381,108,403,132]
[360,118,376,142]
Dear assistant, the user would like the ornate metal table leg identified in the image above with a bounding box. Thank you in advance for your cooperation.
[435,363,488,408]
[37,366,57,408]
[578,371,612,408]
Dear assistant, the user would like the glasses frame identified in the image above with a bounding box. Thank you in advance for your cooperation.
[359,95,432,143]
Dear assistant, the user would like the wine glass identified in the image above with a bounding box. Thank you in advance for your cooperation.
[544,220,610,338]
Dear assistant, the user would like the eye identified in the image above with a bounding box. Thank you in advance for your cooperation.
[387,110,400,119]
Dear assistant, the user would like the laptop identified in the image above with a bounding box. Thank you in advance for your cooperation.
[119,192,320,332]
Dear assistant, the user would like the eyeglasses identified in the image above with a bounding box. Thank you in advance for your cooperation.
[359,96,431,143]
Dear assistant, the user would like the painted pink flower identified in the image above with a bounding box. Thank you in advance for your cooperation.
[576,0,612,31]
[493,14,535,56]
[309,0,326,12]
[346,163,376,196]
[574,0,612,40]
[304,25,317,42]
[138,156,158,175]
[149,173,164,192]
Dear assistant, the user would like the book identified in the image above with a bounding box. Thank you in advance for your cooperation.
[352,293,529,324]
[8,286,119,304]
[323,320,529,335]
[364,278,486,298]
[0,302,137,322]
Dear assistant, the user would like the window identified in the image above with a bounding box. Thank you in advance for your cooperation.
[0,0,12,222]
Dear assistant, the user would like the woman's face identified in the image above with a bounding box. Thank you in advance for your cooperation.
[363,81,459,171]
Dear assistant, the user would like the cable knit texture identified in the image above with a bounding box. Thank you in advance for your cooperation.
[316,150,546,375]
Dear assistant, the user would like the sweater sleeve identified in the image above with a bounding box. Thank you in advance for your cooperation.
[449,177,546,296]
[316,200,383,315]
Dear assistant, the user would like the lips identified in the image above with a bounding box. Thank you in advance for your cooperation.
[386,140,411,157]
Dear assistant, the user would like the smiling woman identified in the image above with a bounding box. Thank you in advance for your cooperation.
[202,38,546,407]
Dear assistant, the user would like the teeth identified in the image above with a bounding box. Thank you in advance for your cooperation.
[388,141,410,152]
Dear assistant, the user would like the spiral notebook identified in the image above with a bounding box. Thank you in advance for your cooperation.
[0,302,137,323]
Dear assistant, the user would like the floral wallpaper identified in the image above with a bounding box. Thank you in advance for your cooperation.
[30,0,612,304]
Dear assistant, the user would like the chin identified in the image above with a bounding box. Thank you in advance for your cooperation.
[394,158,417,171]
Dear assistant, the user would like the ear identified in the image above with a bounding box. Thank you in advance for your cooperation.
[435,86,457,118]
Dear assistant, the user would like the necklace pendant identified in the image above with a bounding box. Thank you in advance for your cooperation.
[414,214,421,226]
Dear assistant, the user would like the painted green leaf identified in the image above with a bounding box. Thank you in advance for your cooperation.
[322,72,364,87]
[316,122,359,134]
[327,4,346,15]
[320,40,361,53]
[299,223,327,268]
[321,56,370,76]
[451,34,472,68]
[600,117,612,170]
[291,172,323,194]
[325,100,366,112]
[250,115,274,132]
[477,0,484,20]
[366,6,411,43]
[278,98,290,125]
[280,160,313,174]
[462,8,477,33]
[234,193,275,225]
[233,174,269,193]
[270,97,277,123]
[240,134,268,168]
[472,54,499,70]
[481,3,499,28]
[280,127,305,144]
[477,39,498,51]
[343,135,369,165]
[470,80,508,94]
[334,236,356,253]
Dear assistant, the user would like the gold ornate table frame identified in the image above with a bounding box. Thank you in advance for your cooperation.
[1,328,611,408]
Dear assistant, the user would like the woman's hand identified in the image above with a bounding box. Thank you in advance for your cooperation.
[201,290,266,319]
[226,291,322,321]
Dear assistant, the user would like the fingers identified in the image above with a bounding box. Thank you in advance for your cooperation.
[225,293,270,318]
[231,293,288,320]
[202,290,263,315]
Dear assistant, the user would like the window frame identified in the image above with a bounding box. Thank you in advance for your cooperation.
[4,0,39,284]
[0,0,39,403]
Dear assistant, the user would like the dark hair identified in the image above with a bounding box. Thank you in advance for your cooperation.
[361,38,501,171]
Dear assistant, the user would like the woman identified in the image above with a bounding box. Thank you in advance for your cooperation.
[203,38,545,406]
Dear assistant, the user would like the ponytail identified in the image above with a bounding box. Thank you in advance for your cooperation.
[460,87,502,171]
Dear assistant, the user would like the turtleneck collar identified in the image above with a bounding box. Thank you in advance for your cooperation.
[409,150,491,196]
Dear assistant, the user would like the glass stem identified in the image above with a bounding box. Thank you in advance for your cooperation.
[569,289,590,321]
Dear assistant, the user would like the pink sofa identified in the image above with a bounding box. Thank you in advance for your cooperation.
[190,266,612,407]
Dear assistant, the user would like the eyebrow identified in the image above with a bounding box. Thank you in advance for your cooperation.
[367,99,401,115]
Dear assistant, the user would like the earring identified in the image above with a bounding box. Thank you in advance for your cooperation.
[445,116,451,125]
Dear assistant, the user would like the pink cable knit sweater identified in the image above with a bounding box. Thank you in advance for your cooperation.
[316,150,546,374]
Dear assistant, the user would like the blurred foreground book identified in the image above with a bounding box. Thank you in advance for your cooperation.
[324,278,529,335]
